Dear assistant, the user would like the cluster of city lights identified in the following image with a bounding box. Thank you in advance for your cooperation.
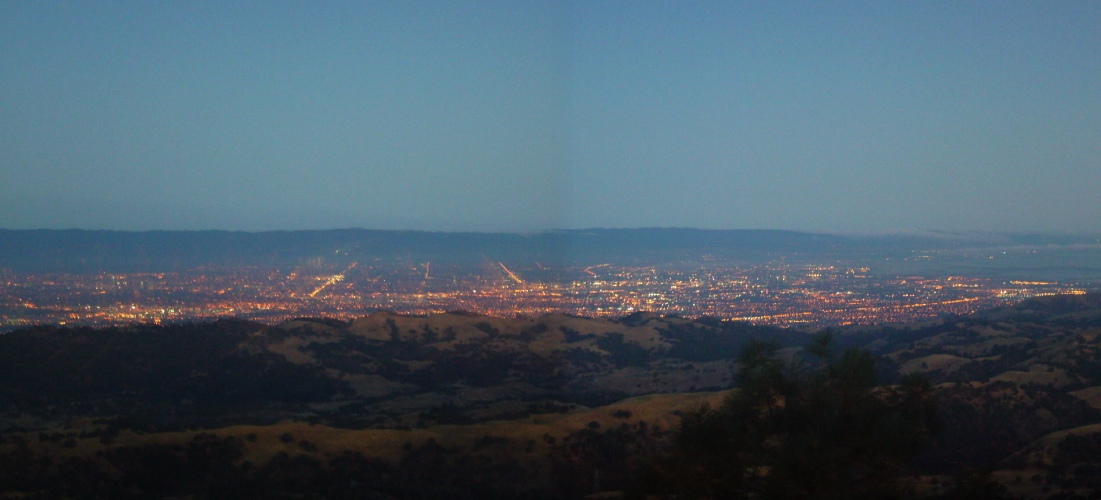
[0,262,1090,331]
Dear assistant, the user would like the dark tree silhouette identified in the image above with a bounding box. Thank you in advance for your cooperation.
[642,332,942,499]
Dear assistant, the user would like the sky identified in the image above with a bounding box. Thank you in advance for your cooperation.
[1,2,1099,234]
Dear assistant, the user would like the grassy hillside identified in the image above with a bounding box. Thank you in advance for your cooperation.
[2,294,1101,498]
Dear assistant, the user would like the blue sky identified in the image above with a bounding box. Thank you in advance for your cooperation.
[2,2,1099,233]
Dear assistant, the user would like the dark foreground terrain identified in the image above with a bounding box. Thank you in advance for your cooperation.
[2,294,1101,498]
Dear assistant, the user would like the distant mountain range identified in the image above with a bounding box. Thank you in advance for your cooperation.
[1,227,1098,274]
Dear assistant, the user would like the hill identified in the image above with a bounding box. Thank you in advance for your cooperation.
[0,228,847,272]
[2,227,1097,273]
[854,294,1101,497]
[0,312,799,431]
[1,295,1100,498]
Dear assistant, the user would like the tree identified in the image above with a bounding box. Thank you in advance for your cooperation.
[642,332,941,499]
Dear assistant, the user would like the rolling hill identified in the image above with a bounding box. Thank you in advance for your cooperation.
[1,295,1100,498]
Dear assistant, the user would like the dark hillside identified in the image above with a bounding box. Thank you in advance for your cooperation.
[2,296,1101,498]
[0,312,796,430]
[848,293,1101,496]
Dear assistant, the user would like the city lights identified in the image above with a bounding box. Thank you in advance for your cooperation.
[0,262,1087,331]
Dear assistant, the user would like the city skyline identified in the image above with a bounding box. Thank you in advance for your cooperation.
[2,2,1100,233]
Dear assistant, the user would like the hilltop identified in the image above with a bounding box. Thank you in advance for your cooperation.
[0,312,798,430]
[1,295,1100,497]
[1,227,1097,275]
